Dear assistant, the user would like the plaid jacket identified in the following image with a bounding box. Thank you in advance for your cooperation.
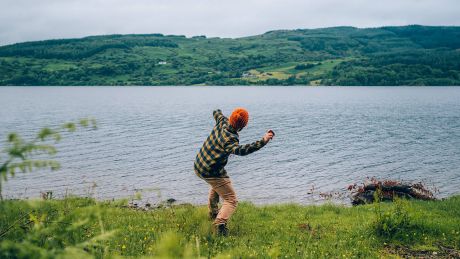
[194,109,267,178]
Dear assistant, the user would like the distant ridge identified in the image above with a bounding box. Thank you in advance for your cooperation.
[1,25,459,86]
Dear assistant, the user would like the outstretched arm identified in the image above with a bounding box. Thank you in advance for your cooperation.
[213,109,225,124]
[224,130,274,156]
[224,136,267,156]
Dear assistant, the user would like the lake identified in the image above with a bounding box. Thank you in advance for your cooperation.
[1,86,459,205]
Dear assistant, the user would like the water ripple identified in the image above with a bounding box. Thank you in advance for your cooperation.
[1,86,460,204]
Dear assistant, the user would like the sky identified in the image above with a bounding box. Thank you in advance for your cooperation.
[0,0,459,45]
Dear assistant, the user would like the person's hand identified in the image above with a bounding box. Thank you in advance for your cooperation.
[263,130,274,143]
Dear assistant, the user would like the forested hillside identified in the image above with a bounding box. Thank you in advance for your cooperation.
[1,25,459,86]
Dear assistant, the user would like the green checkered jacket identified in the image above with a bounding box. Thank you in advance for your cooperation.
[194,109,267,178]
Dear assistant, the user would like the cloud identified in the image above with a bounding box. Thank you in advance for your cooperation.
[0,0,459,45]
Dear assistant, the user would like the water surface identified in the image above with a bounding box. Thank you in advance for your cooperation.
[1,86,459,204]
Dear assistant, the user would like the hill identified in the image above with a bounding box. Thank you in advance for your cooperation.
[0,25,459,86]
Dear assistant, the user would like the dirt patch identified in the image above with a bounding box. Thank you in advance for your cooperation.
[297,223,320,238]
[384,244,460,258]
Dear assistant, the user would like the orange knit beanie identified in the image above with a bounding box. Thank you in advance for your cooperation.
[229,108,249,130]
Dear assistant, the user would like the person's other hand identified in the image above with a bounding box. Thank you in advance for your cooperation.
[263,130,274,142]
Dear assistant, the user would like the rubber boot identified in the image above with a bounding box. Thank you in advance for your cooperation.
[214,223,229,236]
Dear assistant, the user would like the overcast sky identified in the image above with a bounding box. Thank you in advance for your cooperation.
[1,0,459,45]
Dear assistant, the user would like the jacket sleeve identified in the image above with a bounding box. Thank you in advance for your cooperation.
[213,109,225,124]
[224,135,267,156]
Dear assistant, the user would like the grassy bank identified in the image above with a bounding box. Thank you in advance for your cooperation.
[1,196,459,258]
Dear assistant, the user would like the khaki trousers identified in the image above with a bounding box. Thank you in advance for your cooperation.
[204,178,238,225]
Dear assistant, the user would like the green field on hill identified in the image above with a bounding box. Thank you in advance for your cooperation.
[1,25,460,86]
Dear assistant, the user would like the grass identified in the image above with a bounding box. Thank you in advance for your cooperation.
[242,58,353,84]
[0,196,459,258]
[1,26,460,86]
[43,63,78,72]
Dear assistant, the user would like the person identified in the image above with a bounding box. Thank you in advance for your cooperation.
[194,108,274,236]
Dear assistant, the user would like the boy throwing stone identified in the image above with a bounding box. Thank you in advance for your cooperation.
[194,108,274,236]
